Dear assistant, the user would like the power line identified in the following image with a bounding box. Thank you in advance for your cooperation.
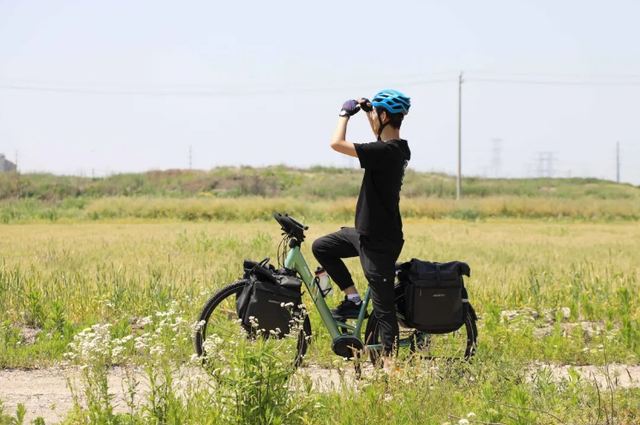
[0,79,454,97]
[464,70,640,80]
[6,70,640,88]
[0,71,459,88]
[468,78,640,87]
[4,72,640,96]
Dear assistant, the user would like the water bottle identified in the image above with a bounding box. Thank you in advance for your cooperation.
[314,267,333,297]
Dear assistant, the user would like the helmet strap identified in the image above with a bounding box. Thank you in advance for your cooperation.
[377,111,389,142]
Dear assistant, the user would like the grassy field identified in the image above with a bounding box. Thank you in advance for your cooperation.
[2,195,640,223]
[1,219,639,423]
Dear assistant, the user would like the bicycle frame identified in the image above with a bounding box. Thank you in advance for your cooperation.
[284,244,417,352]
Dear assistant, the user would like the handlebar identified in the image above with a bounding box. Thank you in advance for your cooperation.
[273,212,307,241]
[288,215,308,231]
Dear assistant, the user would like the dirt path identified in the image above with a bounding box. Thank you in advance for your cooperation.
[0,364,348,424]
[1,364,638,424]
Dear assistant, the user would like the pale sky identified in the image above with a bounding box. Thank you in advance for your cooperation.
[1,0,639,184]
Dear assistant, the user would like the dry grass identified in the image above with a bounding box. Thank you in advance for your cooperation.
[79,196,640,222]
[1,220,638,324]
[1,219,639,423]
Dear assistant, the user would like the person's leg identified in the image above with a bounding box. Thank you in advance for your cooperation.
[311,227,360,291]
[358,236,403,368]
[312,228,364,317]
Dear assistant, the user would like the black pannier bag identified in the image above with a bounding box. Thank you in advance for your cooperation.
[235,260,303,338]
[398,259,471,334]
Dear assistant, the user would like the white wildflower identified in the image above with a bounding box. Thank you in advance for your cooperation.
[139,316,153,326]
[150,345,165,356]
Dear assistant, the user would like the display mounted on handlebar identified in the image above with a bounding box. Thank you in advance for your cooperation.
[273,212,308,241]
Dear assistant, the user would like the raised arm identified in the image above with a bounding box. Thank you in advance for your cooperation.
[330,116,358,158]
[329,98,371,158]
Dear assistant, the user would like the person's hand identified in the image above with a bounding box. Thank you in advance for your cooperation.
[339,99,360,117]
[358,98,373,112]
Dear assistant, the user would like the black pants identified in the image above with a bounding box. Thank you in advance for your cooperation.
[311,227,404,355]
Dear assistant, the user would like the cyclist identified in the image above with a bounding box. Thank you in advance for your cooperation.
[312,89,411,370]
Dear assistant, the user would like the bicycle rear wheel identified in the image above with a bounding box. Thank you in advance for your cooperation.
[364,304,478,365]
[194,280,312,368]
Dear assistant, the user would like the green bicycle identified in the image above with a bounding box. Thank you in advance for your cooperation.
[194,212,478,367]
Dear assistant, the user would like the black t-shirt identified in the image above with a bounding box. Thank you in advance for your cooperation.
[353,139,411,241]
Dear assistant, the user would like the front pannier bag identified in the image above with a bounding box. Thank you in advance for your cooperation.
[235,260,302,338]
[400,259,471,334]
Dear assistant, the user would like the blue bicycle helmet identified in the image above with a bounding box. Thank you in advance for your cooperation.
[371,89,411,115]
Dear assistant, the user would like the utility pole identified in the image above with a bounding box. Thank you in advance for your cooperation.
[535,151,556,192]
[535,152,544,178]
[616,141,620,183]
[491,138,503,178]
[546,152,555,178]
[535,151,556,178]
[189,145,193,170]
[14,150,21,199]
[457,72,463,200]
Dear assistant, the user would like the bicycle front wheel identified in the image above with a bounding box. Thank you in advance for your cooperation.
[194,280,312,368]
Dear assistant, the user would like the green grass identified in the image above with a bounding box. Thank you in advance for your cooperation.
[1,195,639,223]
[3,167,638,224]
[1,220,638,367]
[1,220,639,423]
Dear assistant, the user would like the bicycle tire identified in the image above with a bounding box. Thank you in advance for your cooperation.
[364,303,478,365]
[194,280,312,367]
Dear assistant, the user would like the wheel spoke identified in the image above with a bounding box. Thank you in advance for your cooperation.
[195,281,311,368]
[365,308,477,365]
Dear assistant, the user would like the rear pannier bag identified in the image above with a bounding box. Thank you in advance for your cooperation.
[399,259,471,334]
[235,261,302,338]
